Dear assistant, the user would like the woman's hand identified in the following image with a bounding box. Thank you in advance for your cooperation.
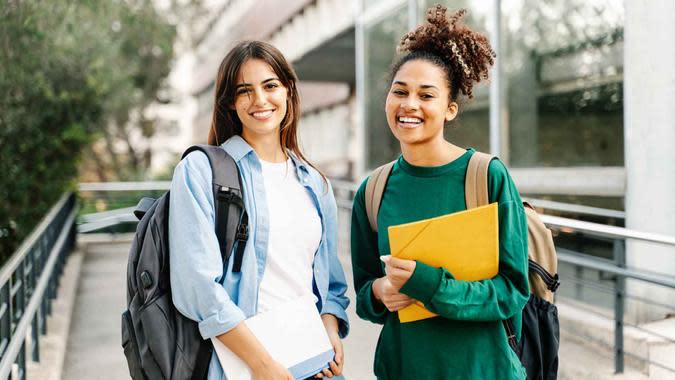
[251,359,293,380]
[372,276,416,312]
[381,255,416,290]
[315,314,344,378]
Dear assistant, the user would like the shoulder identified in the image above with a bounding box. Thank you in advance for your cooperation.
[180,150,210,169]
[354,176,369,203]
[487,157,509,182]
[485,157,521,204]
[300,162,329,191]
[173,150,212,188]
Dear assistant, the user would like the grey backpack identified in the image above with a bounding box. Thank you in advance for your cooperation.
[122,145,249,380]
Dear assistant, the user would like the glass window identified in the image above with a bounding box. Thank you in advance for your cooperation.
[423,0,493,153]
[365,0,396,10]
[503,0,624,167]
[364,5,408,168]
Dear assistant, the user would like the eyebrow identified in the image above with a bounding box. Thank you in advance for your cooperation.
[236,77,280,88]
[393,81,439,90]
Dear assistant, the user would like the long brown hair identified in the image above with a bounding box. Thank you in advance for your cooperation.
[207,41,324,181]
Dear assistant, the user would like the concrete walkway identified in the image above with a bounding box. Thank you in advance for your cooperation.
[62,238,131,379]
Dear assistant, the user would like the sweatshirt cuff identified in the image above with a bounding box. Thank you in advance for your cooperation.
[400,261,444,305]
[198,304,246,339]
[359,279,387,319]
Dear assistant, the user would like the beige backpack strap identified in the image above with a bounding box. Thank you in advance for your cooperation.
[364,161,396,233]
[465,151,495,209]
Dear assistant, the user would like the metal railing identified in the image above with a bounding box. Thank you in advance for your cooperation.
[0,193,77,380]
[542,215,675,375]
[330,180,675,376]
[78,182,168,234]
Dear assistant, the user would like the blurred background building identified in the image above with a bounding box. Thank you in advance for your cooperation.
[164,0,673,323]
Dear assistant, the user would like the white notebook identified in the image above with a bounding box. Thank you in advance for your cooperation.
[211,295,334,380]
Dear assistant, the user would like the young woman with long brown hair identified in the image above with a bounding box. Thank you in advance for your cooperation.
[169,41,349,380]
[351,6,529,379]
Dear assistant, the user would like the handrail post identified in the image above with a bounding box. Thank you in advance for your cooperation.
[613,239,625,374]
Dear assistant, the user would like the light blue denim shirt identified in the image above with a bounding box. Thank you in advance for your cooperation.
[168,135,350,379]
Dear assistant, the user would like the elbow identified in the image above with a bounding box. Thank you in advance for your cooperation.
[503,278,530,320]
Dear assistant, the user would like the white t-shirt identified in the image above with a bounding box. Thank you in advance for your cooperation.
[257,159,322,313]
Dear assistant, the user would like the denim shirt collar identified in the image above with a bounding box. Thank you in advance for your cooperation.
[221,134,311,177]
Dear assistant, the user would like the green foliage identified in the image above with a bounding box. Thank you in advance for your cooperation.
[0,1,176,261]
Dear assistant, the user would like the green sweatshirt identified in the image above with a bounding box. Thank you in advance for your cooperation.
[350,149,529,380]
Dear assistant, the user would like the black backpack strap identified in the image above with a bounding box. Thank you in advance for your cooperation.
[529,259,560,292]
[503,317,522,357]
[191,342,213,380]
[182,145,248,273]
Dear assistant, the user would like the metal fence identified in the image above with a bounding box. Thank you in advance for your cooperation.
[0,193,77,380]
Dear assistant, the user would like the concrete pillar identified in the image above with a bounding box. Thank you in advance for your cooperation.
[624,0,675,324]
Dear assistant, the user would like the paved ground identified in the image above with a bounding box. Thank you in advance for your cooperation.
[62,240,131,379]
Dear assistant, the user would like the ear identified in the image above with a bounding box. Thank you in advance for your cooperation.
[445,101,459,122]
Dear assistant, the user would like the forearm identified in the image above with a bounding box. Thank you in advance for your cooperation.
[355,279,388,324]
[215,322,273,371]
[321,314,339,335]
[400,262,528,321]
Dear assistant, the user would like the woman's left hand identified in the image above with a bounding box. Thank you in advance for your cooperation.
[381,255,417,290]
[315,314,343,378]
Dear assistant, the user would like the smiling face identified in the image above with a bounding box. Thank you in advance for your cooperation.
[385,59,458,147]
[232,58,288,139]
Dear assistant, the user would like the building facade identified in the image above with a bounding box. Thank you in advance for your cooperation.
[185,0,674,323]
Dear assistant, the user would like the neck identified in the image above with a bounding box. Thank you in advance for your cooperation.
[400,135,464,167]
[241,128,287,163]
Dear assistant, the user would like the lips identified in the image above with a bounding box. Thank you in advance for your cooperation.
[250,109,275,120]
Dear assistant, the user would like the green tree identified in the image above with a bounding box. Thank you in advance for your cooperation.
[0,1,177,260]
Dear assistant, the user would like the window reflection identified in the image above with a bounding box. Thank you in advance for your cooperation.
[364,5,408,168]
[363,0,624,169]
[503,0,624,167]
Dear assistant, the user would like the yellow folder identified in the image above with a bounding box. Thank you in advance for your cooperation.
[388,203,499,323]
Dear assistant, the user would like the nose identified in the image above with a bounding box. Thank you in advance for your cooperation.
[252,87,268,107]
[401,95,419,112]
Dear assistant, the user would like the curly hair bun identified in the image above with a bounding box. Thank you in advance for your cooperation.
[398,5,495,99]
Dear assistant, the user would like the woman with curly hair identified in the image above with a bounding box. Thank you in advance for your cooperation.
[350,5,529,379]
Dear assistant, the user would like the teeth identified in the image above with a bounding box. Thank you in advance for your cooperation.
[399,117,422,123]
[252,110,273,118]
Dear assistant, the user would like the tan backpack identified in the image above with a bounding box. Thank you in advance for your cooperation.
[364,152,560,302]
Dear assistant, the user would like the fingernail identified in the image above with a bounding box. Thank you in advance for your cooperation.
[380,255,390,262]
